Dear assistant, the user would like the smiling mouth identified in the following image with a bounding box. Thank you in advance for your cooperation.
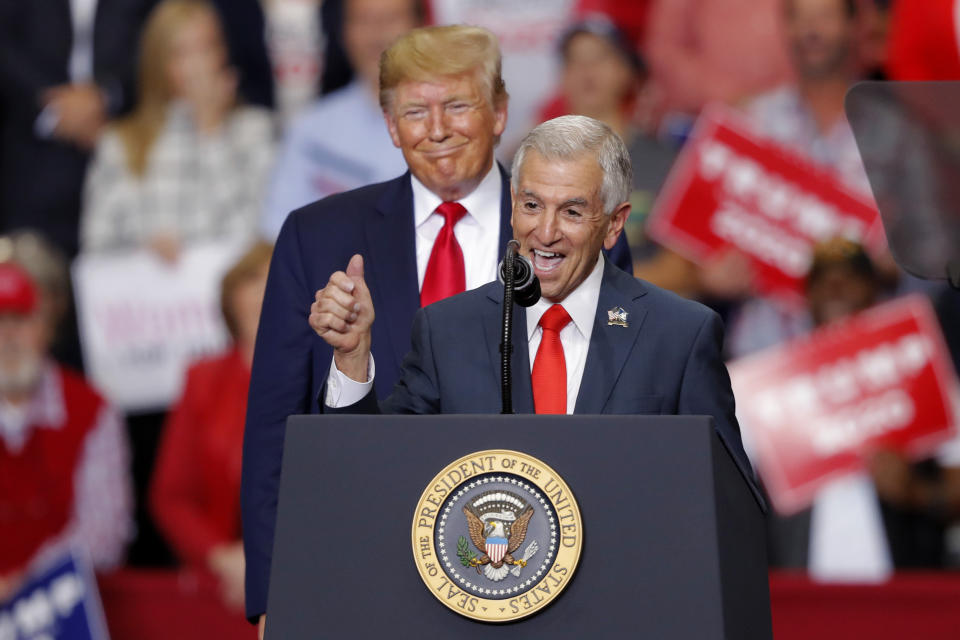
[422,144,467,158]
[531,249,564,273]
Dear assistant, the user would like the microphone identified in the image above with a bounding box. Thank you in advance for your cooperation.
[498,240,540,413]
[497,243,541,307]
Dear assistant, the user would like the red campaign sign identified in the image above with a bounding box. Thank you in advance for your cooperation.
[729,295,959,514]
[648,106,885,307]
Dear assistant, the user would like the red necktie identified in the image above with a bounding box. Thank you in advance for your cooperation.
[532,304,571,414]
[420,201,468,307]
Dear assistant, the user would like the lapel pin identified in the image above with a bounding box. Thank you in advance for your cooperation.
[607,306,628,328]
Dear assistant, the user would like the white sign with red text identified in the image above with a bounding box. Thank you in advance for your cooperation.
[73,241,246,413]
[729,295,959,513]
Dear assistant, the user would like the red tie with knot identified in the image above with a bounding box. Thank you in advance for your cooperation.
[532,304,572,415]
[420,201,468,307]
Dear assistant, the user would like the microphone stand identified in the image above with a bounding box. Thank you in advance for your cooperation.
[500,242,518,414]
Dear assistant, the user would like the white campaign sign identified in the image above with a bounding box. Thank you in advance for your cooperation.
[73,241,246,413]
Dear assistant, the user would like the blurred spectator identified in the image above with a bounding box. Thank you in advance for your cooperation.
[0,0,157,258]
[574,0,652,49]
[0,239,133,599]
[746,0,869,193]
[763,239,891,576]
[645,0,792,120]
[540,16,645,139]
[761,239,959,573]
[260,0,417,238]
[430,0,584,155]
[724,0,874,357]
[538,15,691,293]
[208,0,275,109]
[855,0,892,80]
[886,0,960,81]
[81,0,275,260]
[262,0,324,124]
[150,241,271,612]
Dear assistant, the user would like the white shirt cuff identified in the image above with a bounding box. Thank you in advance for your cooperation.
[324,354,375,407]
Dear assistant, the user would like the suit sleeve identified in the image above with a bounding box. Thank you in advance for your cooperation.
[676,310,760,497]
[241,211,315,621]
[321,308,442,415]
[380,308,443,414]
[0,0,59,121]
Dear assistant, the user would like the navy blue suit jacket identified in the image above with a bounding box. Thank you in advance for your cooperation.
[332,259,754,485]
[241,164,632,619]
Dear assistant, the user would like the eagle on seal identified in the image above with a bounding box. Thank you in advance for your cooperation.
[463,493,534,576]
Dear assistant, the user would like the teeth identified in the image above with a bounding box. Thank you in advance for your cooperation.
[533,249,560,258]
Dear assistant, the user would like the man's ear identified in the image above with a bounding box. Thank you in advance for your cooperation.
[383,111,402,148]
[492,98,508,138]
[603,201,631,250]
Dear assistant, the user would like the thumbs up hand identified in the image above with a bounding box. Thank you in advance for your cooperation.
[310,254,375,382]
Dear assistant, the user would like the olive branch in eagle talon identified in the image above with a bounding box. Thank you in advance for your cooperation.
[457,536,477,567]
[462,504,534,574]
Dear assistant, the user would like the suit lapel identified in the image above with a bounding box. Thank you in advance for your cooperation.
[482,286,534,414]
[574,261,649,414]
[364,173,421,370]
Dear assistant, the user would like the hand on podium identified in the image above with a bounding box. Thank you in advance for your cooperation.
[309,254,375,382]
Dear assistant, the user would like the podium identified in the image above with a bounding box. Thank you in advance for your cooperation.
[265,415,772,638]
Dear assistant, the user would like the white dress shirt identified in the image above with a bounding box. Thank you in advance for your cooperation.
[525,254,603,414]
[325,163,505,406]
[411,163,502,292]
[69,0,98,83]
[326,254,607,410]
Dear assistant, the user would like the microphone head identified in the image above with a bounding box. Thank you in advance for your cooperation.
[498,251,541,307]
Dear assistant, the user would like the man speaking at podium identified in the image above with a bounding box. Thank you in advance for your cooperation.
[313,115,752,479]
[242,24,633,632]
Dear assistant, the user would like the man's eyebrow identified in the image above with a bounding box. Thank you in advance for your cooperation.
[559,198,589,208]
[519,189,543,201]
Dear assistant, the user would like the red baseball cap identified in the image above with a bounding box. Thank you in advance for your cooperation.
[0,262,37,314]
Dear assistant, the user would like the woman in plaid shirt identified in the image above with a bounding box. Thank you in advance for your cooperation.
[81,0,275,260]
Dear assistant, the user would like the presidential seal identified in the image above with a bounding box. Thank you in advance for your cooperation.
[411,450,582,622]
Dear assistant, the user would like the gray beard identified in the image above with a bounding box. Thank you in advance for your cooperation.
[0,355,43,397]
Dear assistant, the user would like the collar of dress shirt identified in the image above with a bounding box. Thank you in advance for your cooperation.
[411,162,502,230]
[526,253,605,343]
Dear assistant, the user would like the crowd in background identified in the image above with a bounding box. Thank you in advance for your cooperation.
[1,0,960,616]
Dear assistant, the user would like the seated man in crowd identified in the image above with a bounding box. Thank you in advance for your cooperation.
[0,233,133,599]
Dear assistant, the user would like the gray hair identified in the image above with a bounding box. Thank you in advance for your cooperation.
[511,115,632,215]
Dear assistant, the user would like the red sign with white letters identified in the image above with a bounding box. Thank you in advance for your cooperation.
[729,295,959,514]
[648,106,884,307]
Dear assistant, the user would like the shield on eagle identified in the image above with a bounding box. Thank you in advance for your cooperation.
[462,490,534,577]
[486,536,509,563]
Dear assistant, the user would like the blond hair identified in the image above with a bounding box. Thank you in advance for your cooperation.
[220,240,273,341]
[115,0,221,176]
[379,25,508,111]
